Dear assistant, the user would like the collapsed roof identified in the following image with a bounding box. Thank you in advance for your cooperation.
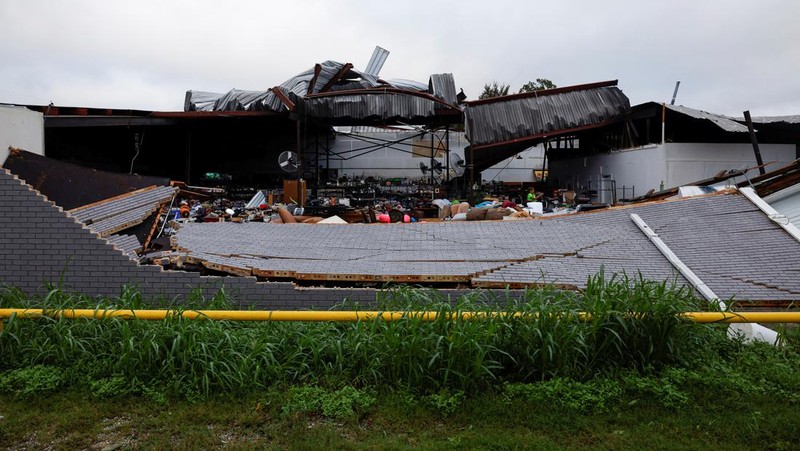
[462,80,631,171]
[184,61,461,126]
[183,58,631,167]
[168,189,800,305]
[2,149,177,258]
[68,185,176,238]
[663,104,749,133]
[463,80,631,149]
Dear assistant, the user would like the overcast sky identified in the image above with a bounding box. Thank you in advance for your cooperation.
[1,0,798,116]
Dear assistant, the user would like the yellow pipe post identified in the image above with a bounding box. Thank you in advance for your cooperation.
[0,308,800,323]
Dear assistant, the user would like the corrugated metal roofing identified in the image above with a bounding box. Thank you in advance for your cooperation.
[245,191,266,210]
[385,78,428,91]
[428,73,457,105]
[364,46,390,76]
[184,90,223,112]
[666,104,749,132]
[464,84,630,148]
[738,115,800,125]
[183,59,461,121]
[302,91,451,122]
[212,89,271,111]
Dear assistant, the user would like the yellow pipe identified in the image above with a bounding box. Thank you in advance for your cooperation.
[0,309,512,322]
[0,308,799,323]
[679,312,800,323]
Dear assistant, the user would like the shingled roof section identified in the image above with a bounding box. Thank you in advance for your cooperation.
[106,234,143,259]
[172,191,800,304]
[68,185,176,238]
[554,192,800,303]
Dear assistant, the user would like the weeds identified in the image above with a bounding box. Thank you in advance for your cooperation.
[281,385,376,419]
[0,365,66,397]
[0,274,798,406]
[423,389,466,416]
[503,378,623,413]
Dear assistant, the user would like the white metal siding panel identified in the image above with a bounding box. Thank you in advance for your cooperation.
[764,183,800,228]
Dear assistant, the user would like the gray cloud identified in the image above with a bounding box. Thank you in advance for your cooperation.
[1,0,797,115]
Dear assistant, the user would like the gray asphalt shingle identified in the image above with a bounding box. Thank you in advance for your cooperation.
[171,192,800,302]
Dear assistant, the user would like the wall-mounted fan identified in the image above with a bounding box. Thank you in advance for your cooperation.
[278,150,299,172]
[449,154,466,178]
[419,160,443,176]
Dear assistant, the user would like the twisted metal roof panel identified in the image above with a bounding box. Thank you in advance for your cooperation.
[464,81,630,149]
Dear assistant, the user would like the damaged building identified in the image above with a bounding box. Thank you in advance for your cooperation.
[2,50,800,308]
[546,103,800,201]
[2,162,800,307]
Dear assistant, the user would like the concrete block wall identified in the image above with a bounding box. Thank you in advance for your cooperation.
[0,168,524,308]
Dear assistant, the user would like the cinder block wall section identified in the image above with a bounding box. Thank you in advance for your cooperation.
[0,169,522,308]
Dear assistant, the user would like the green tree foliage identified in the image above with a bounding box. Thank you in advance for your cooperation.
[478,81,511,100]
[518,78,557,93]
[479,79,557,100]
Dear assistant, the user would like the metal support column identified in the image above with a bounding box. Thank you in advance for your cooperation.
[445,126,450,183]
[295,119,303,203]
[429,129,435,185]
[743,110,766,176]
[315,134,320,196]
[542,140,549,184]
[185,128,192,185]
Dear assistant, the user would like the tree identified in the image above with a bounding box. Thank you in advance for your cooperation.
[478,81,511,100]
[478,79,557,100]
[518,78,557,93]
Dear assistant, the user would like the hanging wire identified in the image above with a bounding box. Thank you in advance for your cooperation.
[129,131,143,174]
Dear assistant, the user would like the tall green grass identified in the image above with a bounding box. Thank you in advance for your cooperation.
[0,272,780,400]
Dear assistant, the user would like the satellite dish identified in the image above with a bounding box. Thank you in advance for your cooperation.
[278,151,299,172]
[449,154,466,177]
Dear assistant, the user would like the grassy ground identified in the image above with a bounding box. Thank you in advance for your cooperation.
[2,390,798,450]
[2,277,799,449]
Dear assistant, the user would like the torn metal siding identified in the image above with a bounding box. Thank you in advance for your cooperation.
[464,84,630,149]
[733,115,800,125]
[364,46,390,76]
[212,89,272,111]
[182,59,461,124]
[184,90,223,112]
[764,183,800,228]
[385,78,428,91]
[302,91,456,122]
[428,73,457,105]
[666,104,748,133]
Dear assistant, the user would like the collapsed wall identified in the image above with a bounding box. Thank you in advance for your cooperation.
[0,168,387,308]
